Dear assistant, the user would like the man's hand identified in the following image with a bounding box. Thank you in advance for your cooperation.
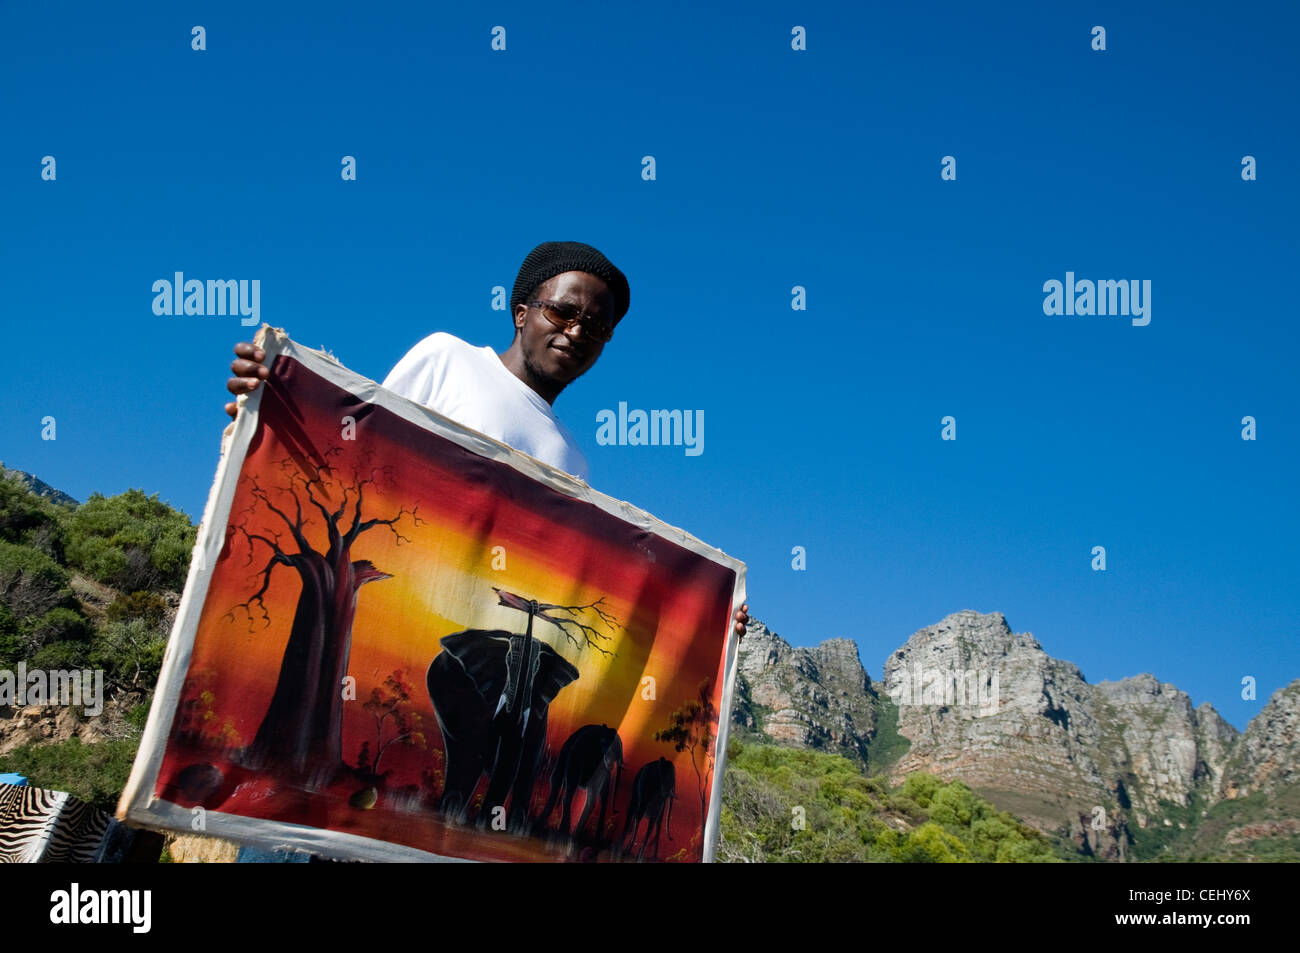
[733,602,749,642]
[226,342,269,418]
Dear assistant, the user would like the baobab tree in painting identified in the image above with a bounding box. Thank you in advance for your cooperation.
[224,448,422,789]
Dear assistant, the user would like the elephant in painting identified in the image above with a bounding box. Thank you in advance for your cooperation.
[427,627,579,832]
[536,723,624,845]
[620,756,675,861]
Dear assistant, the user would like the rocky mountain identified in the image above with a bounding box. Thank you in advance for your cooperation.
[0,462,78,507]
[1221,681,1300,800]
[733,609,1300,861]
[731,620,878,766]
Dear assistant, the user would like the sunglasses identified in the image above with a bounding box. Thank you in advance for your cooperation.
[526,299,615,344]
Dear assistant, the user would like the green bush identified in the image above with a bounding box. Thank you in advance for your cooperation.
[899,771,944,809]
[86,618,168,694]
[106,590,170,626]
[0,604,20,666]
[970,815,1018,860]
[0,540,74,620]
[60,489,195,593]
[929,781,981,828]
[30,639,91,671]
[0,473,68,558]
[903,822,972,862]
[23,606,92,652]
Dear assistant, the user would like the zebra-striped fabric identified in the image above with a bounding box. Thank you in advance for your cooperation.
[0,782,111,863]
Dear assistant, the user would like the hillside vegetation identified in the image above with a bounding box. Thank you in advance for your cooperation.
[718,742,1063,862]
[0,471,193,808]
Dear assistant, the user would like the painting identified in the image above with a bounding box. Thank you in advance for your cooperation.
[118,325,745,863]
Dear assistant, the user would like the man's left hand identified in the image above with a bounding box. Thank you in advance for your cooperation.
[732,603,749,642]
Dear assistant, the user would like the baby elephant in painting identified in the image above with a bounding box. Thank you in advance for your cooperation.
[535,723,623,846]
[620,756,675,861]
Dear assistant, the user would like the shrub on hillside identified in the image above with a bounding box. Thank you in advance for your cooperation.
[0,473,69,559]
[90,618,169,694]
[0,540,75,619]
[106,590,171,627]
[60,489,194,593]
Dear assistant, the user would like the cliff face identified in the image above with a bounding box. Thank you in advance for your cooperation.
[1221,680,1300,799]
[732,609,1297,861]
[732,620,876,767]
[1091,674,1232,818]
[881,610,1126,857]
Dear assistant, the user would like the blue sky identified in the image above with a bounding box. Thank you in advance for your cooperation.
[3,1,1296,731]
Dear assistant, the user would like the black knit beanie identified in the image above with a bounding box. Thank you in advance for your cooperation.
[510,241,630,323]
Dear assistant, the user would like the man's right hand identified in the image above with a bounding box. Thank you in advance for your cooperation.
[226,342,270,418]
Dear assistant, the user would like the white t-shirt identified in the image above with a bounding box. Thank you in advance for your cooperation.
[380,332,590,481]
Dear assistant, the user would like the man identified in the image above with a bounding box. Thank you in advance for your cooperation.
[225,240,748,636]
[371,240,625,482]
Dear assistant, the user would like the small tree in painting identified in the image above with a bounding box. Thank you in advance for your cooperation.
[357,668,427,780]
[654,678,717,846]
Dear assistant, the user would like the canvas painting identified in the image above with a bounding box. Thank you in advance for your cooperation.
[118,325,746,863]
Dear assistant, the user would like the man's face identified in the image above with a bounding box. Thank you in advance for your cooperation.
[512,271,618,390]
